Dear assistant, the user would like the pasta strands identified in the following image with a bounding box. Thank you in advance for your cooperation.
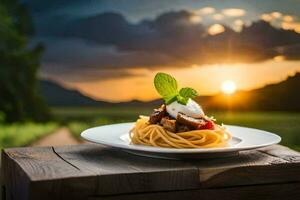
[130,117,231,149]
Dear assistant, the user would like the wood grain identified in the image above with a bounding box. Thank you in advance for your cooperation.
[259,144,300,162]
[193,148,300,187]
[88,183,300,200]
[53,144,200,195]
[1,144,300,200]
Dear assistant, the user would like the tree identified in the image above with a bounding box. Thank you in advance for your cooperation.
[0,0,50,122]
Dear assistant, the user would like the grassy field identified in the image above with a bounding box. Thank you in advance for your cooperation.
[0,122,59,149]
[52,107,300,151]
[1,107,299,150]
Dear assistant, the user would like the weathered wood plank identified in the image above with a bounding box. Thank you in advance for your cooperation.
[88,183,300,200]
[53,144,300,193]
[259,144,300,162]
[54,144,200,195]
[2,146,89,180]
[1,149,30,200]
[192,148,300,188]
[2,144,300,200]
[1,146,97,200]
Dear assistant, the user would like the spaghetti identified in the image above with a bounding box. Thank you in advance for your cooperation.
[130,116,231,148]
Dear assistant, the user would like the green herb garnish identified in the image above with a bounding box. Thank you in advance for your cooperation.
[154,72,198,105]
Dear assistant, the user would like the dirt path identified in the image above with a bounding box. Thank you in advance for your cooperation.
[31,127,81,147]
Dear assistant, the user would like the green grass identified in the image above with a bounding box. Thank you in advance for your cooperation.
[52,106,153,122]
[51,107,300,151]
[0,122,59,148]
[2,107,298,150]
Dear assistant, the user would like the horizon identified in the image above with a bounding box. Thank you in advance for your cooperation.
[42,71,300,103]
[24,0,300,101]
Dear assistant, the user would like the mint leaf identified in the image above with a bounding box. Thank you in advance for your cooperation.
[179,87,198,99]
[164,94,178,104]
[176,95,188,105]
[154,73,178,104]
[153,73,199,105]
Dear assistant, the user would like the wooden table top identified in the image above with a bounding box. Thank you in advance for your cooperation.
[1,144,300,200]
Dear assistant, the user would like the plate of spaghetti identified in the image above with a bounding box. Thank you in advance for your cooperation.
[81,73,281,159]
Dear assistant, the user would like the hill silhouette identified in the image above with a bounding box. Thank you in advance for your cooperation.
[39,72,300,111]
[39,80,110,106]
[197,73,300,111]
[38,80,162,107]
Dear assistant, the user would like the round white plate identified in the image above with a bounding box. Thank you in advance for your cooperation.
[81,122,281,159]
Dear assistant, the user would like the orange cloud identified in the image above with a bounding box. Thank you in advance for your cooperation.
[283,15,294,22]
[281,22,294,30]
[261,14,272,22]
[281,22,300,33]
[271,11,282,18]
[295,24,300,33]
[208,24,225,35]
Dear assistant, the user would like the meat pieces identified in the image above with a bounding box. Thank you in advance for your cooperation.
[149,104,166,124]
[149,105,214,132]
[177,112,212,130]
[160,117,176,132]
[176,124,191,132]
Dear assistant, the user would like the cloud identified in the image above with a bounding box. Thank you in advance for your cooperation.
[222,8,246,17]
[194,7,216,15]
[261,14,273,22]
[56,11,300,61]
[208,24,225,35]
[189,15,202,24]
[36,10,300,81]
[261,12,300,33]
[283,15,294,22]
[24,0,85,13]
[36,37,177,81]
[212,14,224,20]
[271,11,283,19]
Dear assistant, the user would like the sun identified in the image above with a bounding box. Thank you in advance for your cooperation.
[221,80,237,95]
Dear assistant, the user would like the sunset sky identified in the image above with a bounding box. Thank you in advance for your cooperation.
[24,0,300,101]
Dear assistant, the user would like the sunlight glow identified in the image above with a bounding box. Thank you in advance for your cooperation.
[273,55,286,62]
[283,15,294,22]
[295,24,300,33]
[271,11,282,19]
[281,22,294,30]
[208,24,225,35]
[221,80,237,95]
[261,14,273,22]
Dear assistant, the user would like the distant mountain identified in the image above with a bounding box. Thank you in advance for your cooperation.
[38,80,162,107]
[38,80,111,106]
[39,72,300,110]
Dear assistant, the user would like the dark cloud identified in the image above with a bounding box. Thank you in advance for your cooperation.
[46,11,300,64]
[34,10,300,81]
[23,0,84,13]
[40,61,142,82]
[37,37,173,81]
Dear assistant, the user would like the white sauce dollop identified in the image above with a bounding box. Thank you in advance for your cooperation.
[166,99,204,119]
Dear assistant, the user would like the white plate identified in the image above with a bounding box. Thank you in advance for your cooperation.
[81,122,281,159]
